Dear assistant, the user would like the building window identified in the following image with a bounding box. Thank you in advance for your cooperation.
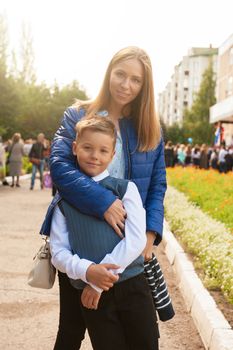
[184,70,189,76]
[183,101,188,107]
[230,47,233,65]
[184,87,188,91]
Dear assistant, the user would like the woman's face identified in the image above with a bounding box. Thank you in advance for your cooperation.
[109,58,144,108]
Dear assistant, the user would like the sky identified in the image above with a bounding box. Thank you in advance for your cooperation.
[1,0,233,99]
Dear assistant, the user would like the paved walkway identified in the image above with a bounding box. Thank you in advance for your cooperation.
[0,179,204,349]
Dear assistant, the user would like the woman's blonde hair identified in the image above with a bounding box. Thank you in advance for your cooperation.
[75,46,161,151]
[12,133,21,143]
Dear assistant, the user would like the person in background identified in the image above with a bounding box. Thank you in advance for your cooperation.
[177,144,186,167]
[43,139,51,171]
[210,146,219,170]
[207,146,213,167]
[185,144,192,166]
[173,143,180,167]
[23,139,33,157]
[8,133,25,188]
[228,146,233,171]
[199,144,208,169]
[164,141,174,167]
[191,144,200,169]
[225,146,232,172]
[0,136,9,186]
[29,133,47,190]
[218,143,228,174]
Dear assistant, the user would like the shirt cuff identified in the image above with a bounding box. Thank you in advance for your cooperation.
[75,258,94,283]
[100,254,124,274]
[89,283,103,294]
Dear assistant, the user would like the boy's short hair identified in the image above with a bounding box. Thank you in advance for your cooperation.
[75,116,117,148]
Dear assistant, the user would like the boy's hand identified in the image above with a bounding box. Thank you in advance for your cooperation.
[86,263,120,290]
[142,231,157,262]
[81,285,101,310]
[104,199,126,238]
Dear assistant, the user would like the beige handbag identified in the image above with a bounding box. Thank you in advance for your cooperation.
[28,237,56,289]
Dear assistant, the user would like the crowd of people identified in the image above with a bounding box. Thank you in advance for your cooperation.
[164,141,233,173]
[0,132,51,188]
[1,134,233,191]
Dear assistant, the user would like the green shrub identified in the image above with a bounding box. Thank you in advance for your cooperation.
[165,185,233,304]
[22,156,32,174]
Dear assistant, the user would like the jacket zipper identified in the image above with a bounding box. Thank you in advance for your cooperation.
[125,129,131,179]
[120,119,131,179]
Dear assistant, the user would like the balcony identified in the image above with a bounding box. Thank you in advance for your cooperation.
[210,95,233,123]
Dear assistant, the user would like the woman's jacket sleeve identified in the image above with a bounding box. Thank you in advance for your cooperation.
[50,107,117,218]
[145,137,167,245]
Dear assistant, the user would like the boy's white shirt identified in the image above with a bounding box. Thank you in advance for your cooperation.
[50,169,146,294]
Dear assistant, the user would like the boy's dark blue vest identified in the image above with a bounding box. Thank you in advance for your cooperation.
[59,176,144,289]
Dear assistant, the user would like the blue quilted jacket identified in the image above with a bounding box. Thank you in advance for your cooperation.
[40,107,167,245]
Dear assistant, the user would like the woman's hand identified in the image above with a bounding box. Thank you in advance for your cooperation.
[142,231,157,262]
[104,199,127,238]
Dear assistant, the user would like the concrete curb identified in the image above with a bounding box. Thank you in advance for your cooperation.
[162,220,233,350]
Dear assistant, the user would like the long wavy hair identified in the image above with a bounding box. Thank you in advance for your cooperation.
[75,46,161,151]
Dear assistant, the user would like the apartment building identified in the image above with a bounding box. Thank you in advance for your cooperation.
[210,34,233,146]
[158,47,218,126]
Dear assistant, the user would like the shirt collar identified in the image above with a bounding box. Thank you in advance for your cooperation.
[92,169,109,182]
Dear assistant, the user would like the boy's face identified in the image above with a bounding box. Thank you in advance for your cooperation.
[73,130,115,177]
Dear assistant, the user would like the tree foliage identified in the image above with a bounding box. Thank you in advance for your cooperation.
[183,62,216,145]
[0,14,88,141]
[162,122,187,144]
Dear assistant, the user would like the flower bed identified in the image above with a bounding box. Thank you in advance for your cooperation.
[166,167,233,232]
[164,185,233,304]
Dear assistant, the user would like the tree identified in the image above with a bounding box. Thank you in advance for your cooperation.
[0,16,88,141]
[0,14,8,79]
[0,14,20,138]
[19,22,36,84]
[183,62,216,145]
[163,123,186,144]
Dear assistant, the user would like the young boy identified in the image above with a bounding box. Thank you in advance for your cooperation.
[50,116,158,350]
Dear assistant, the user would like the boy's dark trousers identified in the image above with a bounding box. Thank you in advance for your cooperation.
[54,271,159,350]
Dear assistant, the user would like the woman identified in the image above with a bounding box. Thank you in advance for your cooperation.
[199,144,208,169]
[164,140,174,167]
[185,144,192,166]
[192,144,201,168]
[8,133,24,187]
[177,144,186,167]
[0,136,7,185]
[40,46,167,349]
